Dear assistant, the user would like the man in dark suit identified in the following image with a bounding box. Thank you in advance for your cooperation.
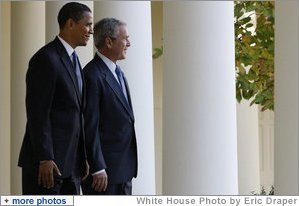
[82,18,137,195]
[18,2,93,195]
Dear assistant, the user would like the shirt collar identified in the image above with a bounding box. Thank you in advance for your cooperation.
[96,51,117,73]
[57,35,74,57]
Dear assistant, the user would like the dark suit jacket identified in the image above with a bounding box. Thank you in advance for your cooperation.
[18,37,87,178]
[83,54,137,184]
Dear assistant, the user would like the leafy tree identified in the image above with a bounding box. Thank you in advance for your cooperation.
[235,1,274,111]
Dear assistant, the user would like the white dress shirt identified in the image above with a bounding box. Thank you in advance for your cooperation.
[57,35,75,62]
[97,51,120,84]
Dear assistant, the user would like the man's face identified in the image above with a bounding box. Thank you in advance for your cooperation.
[110,25,130,61]
[72,11,93,47]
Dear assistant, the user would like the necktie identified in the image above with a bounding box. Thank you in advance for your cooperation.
[72,51,83,96]
[115,65,128,101]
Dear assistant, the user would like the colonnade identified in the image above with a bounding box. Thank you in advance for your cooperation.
[0,0,298,195]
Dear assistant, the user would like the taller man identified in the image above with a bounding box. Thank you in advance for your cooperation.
[82,18,138,195]
[18,2,93,195]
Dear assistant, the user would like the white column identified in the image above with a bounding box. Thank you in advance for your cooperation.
[275,0,299,195]
[94,2,156,195]
[151,1,163,195]
[45,1,64,43]
[163,2,238,195]
[46,1,94,67]
[237,102,260,194]
[0,1,11,195]
[11,2,45,194]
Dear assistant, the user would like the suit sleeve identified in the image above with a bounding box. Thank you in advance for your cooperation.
[83,67,107,173]
[26,53,57,161]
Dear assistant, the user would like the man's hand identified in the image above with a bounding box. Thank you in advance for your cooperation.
[38,160,61,189]
[92,171,108,192]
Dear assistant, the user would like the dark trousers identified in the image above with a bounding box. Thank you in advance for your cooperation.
[81,175,132,195]
[22,167,81,195]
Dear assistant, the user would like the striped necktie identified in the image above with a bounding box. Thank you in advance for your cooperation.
[115,65,128,101]
[72,51,83,96]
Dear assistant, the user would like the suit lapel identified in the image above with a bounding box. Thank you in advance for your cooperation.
[54,38,82,106]
[94,55,134,119]
[123,75,134,112]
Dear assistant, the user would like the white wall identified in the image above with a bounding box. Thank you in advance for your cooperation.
[259,109,274,191]
[237,101,260,195]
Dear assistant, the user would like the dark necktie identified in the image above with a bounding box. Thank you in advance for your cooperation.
[72,51,83,96]
[115,65,128,101]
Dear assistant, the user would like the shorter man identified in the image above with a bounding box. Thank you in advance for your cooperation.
[82,18,138,195]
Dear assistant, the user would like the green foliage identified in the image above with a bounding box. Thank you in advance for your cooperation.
[235,1,274,111]
[152,46,163,59]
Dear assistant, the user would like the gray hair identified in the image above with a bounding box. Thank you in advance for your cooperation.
[93,18,126,49]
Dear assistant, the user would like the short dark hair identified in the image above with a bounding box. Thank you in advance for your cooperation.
[58,2,91,29]
[93,18,126,49]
